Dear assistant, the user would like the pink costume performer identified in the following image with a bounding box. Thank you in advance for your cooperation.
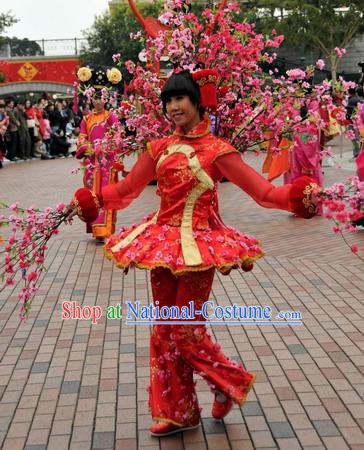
[75,64,123,239]
[76,109,120,238]
[284,122,323,187]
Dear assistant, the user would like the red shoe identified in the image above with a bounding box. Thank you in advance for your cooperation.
[150,421,200,437]
[211,392,233,419]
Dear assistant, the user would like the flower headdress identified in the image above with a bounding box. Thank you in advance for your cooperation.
[191,68,218,110]
[76,64,123,99]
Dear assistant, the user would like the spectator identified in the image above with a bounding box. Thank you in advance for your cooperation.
[25,99,37,158]
[69,101,83,127]
[0,122,7,169]
[14,101,31,160]
[4,98,20,161]
[48,101,63,134]
[60,99,73,133]
[66,125,80,156]
[0,101,9,166]
[80,98,91,116]
[0,101,9,130]
[50,127,70,157]
[42,111,53,156]
[347,87,363,161]
[35,98,46,139]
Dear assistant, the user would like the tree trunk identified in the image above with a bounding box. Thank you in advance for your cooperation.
[329,54,338,82]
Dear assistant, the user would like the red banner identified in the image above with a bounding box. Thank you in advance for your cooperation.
[0,58,79,86]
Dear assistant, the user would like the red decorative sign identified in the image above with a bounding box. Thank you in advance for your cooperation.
[0,58,79,86]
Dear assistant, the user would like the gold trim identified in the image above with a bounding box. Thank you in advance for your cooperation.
[91,164,118,238]
[104,245,264,275]
[110,212,159,252]
[72,197,84,222]
[173,117,211,138]
[303,182,318,214]
[181,184,206,265]
[92,209,115,238]
[91,191,101,210]
[237,373,256,407]
[173,128,210,139]
[156,144,214,266]
[87,111,110,135]
[152,417,184,427]
[146,142,154,159]
[195,75,217,87]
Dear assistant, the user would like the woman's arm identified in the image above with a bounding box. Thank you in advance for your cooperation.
[102,151,156,210]
[215,152,317,217]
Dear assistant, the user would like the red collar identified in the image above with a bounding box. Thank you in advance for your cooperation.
[173,115,211,139]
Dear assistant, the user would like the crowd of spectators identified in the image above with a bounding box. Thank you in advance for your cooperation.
[0,94,91,169]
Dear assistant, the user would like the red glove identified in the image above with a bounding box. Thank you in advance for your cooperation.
[72,188,103,223]
[289,176,319,219]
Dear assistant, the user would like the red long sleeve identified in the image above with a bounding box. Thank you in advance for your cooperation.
[101,148,316,217]
[102,151,156,210]
[215,152,292,211]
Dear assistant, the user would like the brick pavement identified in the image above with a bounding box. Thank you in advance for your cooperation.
[0,142,363,450]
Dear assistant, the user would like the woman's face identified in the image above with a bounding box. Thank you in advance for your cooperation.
[25,100,31,108]
[166,95,200,133]
[92,96,105,112]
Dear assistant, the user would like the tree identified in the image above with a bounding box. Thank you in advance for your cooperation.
[0,11,17,46]
[6,37,43,56]
[252,0,364,80]
[80,2,163,68]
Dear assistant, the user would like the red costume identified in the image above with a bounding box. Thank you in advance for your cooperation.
[99,116,316,427]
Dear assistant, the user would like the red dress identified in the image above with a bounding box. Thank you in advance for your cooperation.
[101,116,316,426]
[103,117,306,273]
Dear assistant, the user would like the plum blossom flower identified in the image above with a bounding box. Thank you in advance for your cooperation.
[351,244,358,254]
[1,202,70,319]
[112,53,121,62]
[286,68,306,80]
[9,203,19,211]
[334,47,346,58]
[316,59,325,70]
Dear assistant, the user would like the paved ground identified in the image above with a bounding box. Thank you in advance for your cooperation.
[0,139,363,450]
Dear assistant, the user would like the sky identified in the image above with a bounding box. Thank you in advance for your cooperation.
[3,0,110,40]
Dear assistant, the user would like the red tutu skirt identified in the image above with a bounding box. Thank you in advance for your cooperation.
[104,212,264,275]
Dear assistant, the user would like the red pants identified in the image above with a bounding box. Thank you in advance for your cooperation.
[149,267,255,426]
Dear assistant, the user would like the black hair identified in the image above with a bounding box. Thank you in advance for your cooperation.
[93,89,103,99]
[161,70,204,117]
[5,97,15,106]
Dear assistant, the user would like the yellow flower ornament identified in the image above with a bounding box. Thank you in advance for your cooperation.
[107,67,122,84]
[77,67,92,82]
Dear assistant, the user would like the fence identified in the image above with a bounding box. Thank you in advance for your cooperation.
[3,38,88,58]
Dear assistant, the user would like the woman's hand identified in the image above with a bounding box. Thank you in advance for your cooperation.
[64,203,78,224]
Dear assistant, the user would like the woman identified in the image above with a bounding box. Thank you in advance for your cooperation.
[0,103,9,168]
[76,93,120,240]
[25,100,38,158]
[68,70,317,436]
